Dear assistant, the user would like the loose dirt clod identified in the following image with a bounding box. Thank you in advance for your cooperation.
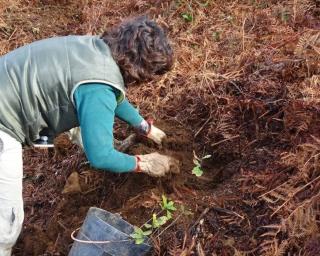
[62,172,82,194]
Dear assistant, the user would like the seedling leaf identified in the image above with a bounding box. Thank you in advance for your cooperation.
[182,13,193,22]
[143,230,152,236]
[192,166,203,177]
[152,213,160,228]
[133,226,143,235]
[166,210,172,220]
[130,233,141,239]
[135,238,145,244]
[158,216,168,226]
[144,223,152,229]
[166,201,177,211]
[161,194,168,209]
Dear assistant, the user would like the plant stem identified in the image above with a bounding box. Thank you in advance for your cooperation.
[153,213,183,239]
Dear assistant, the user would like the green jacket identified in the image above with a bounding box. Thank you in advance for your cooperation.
[0,35,125,145]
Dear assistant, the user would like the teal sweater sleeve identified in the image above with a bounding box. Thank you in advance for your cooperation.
[115,99,144,127]
[74,84,136,173]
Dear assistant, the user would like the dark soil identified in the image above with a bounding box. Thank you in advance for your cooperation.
[14,120,222,255]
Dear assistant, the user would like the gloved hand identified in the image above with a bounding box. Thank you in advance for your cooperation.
[67,127,84,148]
[148,125,166,145]
[135,152,180,177]
[135,119,166,145]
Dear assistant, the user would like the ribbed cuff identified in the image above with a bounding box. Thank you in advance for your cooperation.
[133,156,142,173]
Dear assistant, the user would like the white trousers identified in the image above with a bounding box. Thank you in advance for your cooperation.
[0,130,24,256]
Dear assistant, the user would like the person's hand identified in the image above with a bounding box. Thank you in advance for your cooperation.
[67,127,84,148]
[135,152,180,177]
[135,119,167,145]
[147,125,166,145]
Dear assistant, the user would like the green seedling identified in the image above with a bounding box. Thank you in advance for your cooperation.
[130,195,178,244]
[181,13,193,22]
[143,223,152,229]
[161,194,177,219]
[130,226,152,245]
[192,151,211,177]
[152,213,168,228]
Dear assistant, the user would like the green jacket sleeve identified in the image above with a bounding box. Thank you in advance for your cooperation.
[74,84,136,173]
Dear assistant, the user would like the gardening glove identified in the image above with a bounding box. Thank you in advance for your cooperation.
[135,119,166,145]
[135,152,180,177]
[67,127,84,148]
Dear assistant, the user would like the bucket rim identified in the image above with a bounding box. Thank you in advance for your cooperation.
[72,230,151,255]
[86,207,152,248]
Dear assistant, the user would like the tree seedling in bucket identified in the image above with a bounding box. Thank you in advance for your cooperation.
[130,195,177,244]
[192,151,211,177]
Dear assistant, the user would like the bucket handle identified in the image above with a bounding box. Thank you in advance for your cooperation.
[71,228,132,244]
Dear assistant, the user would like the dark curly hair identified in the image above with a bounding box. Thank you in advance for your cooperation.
[101,16,173,85]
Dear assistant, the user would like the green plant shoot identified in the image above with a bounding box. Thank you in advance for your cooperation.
[181,13,193,22]
[161,195,177,219]
[152,213,168,228]
[192,151,211,177]
[130,226,152,245]
[130,195,178,244]
[192,165,203,177]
